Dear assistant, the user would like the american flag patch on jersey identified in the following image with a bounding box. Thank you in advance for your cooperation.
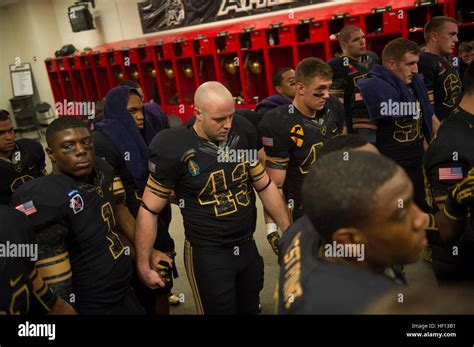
[15,200,37,216]
[439,167,463,181]
[262,137,274,147]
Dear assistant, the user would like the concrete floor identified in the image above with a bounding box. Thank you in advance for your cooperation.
[31,131,437,315]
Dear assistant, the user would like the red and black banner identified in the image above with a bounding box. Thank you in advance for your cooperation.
[138,0,329,34]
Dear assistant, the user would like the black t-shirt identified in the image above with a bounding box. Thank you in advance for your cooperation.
[277,214,400,314]
[0,206,57,314]
[423,106,474,266]
[329,51,380,132]
[418,52,462,121]
[0,139,46,205]
[147,115,262,247]
[11,158,133,314]
[260,104,342,210]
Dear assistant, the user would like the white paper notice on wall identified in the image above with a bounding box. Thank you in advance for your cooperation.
[10,63,34,96]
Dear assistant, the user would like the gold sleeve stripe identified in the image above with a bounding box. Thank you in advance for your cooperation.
[427,91,434,102]
[443,206,464,221]
[35,253,72,284]
[147,186,171,199]
[266,156,290,165]
[249,162,266,182]
[113,188,126,196]
[43,272,72,284]
[426,213,438,231]
[147,175,173,194]
[36,252,69,267]
[434,195,447,202]
[113,177,125,191]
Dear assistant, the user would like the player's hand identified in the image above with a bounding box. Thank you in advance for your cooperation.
[150,249,174,270]
[444,169,474,220]
[137,265,165,289]
[267,231,280,255]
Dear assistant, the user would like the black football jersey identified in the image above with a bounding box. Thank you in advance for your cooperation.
[147,115,263,247]
[375,114,425,168]
[0,139,46,205]
[418,52,462,121]
[11,158,133,314]
[277,214,399,314]
[0,206,57,314]
[329,51,380,132]
[260,104,342,211]
[423,106,474,267]
[92,130,174,252]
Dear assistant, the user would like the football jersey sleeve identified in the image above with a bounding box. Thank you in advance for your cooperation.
[11,178,73,300]
[328,58,346,101]
[260,107,293,170]
[146,130,179,199]
[17,139,47,175]
[92,131,122,176]
[418,54,436,105]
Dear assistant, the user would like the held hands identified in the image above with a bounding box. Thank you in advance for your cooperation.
[266,223,281,255]
[138,250,174,289]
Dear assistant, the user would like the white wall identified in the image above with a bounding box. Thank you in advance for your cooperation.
[0,0,61,116]
[0,0,146,114]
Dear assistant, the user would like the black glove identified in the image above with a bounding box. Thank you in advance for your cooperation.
[156,260,172,282]
[444,169,474,220]
[267,231,280,256]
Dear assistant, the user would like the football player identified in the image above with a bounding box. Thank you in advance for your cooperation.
[260,57,343,228]
[0,205,75,314]
[358,38,440,212]
[255,67,295,114]
[0,110,47,205]
[424,62,474,283]
[93,85,176,314]
[135,81,289,314]
[278,151,427,314]
[328,25,379,137]
[12,116,144,314]
[418,16,462,121]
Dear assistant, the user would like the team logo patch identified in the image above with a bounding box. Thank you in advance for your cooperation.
[290,124,304,147]
[438,167,463,181]
[188,159,200,177]
[68,190,84,214]
[438,61,446,75]
[348,63,358,75]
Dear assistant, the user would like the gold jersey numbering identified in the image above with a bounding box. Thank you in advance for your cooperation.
[393,117,422,143]
[198,162,251,217]
[101,202,126,259]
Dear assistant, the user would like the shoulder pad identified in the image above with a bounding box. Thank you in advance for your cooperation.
[12,175,71,209]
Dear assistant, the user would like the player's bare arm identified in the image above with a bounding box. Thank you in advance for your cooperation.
[135,187,172,289]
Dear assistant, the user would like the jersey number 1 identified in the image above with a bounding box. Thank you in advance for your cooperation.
[101,202,126,259]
